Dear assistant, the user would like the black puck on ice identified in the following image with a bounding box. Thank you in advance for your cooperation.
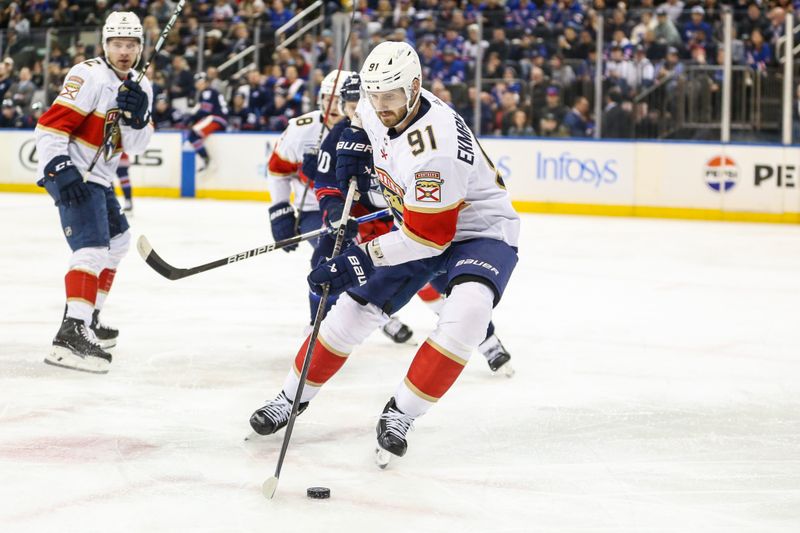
[307,487,330,499]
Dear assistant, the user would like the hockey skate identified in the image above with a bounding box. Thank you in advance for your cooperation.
[249,391,309,436]
[382,316,413,344]
[375,397,415,469]
[45,316,112,374]
[479,334,514,377]
[122,198,133,215]
[90,309,119,349]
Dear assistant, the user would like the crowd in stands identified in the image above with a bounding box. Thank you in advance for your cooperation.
[0,0,798,139]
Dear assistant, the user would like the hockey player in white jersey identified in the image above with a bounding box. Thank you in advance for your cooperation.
[35,11,154,374]
[266,69,353,325]
[250,42,519,466]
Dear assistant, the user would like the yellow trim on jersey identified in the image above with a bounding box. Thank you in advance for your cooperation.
[35,124,71,137]
[403,377,439,403]
[425,338,468,366]
[53,99,90,116]
[400,223,451,251]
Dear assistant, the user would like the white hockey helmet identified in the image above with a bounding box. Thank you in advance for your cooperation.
[102,12,144,66]
[360,41,421,112]
[319,69,355,97]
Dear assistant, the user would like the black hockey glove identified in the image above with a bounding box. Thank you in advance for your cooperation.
[44,155,89,206]
[268,202,298,253]
[307,243,374,295]
[117,78,150,129]
[336,126,373,194]
[300,151,318,183]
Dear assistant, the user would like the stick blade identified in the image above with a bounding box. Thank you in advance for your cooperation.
[137,234,153,260]
[262,476,279,499]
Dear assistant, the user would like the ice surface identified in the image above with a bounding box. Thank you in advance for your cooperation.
[1,193,799,532]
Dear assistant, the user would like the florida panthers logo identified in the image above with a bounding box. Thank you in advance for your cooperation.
[414,171,443,203]
[103,108,123,161]
[375,166,405,221]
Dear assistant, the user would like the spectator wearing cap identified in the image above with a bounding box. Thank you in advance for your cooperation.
[431,45,467,85]
[0,98,24,128]
[204,28,232,67]
[535,85,569,128]
[563,96,592,137]
[656,46,685,91]
[464,23,489,66]
[21,100,43,129]
[682,6,712,43]
[538,111,569,137]
[654,6,683,48]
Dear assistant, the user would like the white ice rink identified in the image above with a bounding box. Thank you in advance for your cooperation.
[1,192,799,532]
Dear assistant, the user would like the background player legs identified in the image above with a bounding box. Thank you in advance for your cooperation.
[116,152,133,212]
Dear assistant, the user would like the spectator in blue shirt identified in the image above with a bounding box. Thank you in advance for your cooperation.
[745,28,773,72]
[563,96,592,137]
[269,0,294,32]
[431,46,467,85]
[682,6,713,43]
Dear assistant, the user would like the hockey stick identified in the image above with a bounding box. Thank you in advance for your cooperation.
[86,0,186,175]
[263,180,358,500]
[137,208,390,281]
[292,2,359,233]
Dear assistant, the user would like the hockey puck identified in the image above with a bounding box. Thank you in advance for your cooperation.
[307,487,331,499]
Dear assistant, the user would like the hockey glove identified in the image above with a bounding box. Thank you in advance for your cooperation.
[307,244,374,295]
[319,195,358,241]
[117,78,150,129]
[336,126,373,194]
[44,155,89,206]
[300,151,318,183]
[269,202,298,253]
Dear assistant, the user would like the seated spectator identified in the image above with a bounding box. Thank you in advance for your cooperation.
[501,66,522,95]
[548,55,576,90]
[229,92,260,131]
[606,45,635,96]
[507,109,535,136]
[631,11,655,46]
[431,46,467,85]
[7,66,36,114]
[0,98,24,128]
[495,90,519,135]
[746,28,773,71]
[536,86,569,127]
[204,29,231,67]
[682,6,713,44]
[655,47,685,87]
[152,94,184,130]
[487,27,511,62]
[418,39,439,80]
[279,64,304,117]
[438,25,467,60]
[0,59,13,101]
[632,45,655,91]
[654,6,682,48]
[558,25,582,60]
[538,111,569,137]
[169,56,194,101]
[602,89,634,139]
[563,96,592,137]
[213,0,235,21]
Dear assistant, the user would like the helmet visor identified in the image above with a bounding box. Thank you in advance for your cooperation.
[366,88,407,112]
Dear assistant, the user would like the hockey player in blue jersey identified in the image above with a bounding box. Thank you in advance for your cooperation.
[187,72,228,171]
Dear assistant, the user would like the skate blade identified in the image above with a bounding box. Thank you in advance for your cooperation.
[375,447,392,469]
[262,476,278,499]
[494,362,515,378]
[243,431,261,442]
[97,338,117,349]
[44,347,109,374]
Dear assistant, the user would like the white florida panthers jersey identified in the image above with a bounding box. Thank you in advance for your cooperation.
[35,57,154,188]
[267,110,328,212]
[355,88,520,266]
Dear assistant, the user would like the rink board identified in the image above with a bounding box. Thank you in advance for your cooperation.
[1,130,798,223]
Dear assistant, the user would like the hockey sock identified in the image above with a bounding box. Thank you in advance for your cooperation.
[95,268,116,311]
[196,145,209,161]
[120,180,132,201]
[65,269,98,325]
[282,334,351,403]
[484,320,495,343]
